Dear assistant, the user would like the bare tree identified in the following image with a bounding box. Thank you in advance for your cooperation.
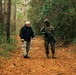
[0,0,2,22]
[13,0,16,33]
[0,0,3,35]
[6,0,11,42]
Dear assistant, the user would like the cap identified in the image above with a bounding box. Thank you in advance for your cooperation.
[44,19,50,23]
[25,21,30,24]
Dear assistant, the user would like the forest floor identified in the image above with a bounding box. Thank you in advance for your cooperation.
[0,36,76,75]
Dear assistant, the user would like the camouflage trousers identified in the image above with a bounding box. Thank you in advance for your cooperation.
[22,41,30,56]
[44,38,55,55]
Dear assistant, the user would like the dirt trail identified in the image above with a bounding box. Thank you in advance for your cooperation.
[0,36,76,75]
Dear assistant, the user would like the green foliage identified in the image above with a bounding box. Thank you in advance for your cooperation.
[0,50,10,58]
[11,0,15,4]
[73,38,76,45]
[0,35,4,44]
[0,23,4,35]
[26,0,76,42]
[17,12,23,20]
[27,0,52,34]
[2,43,15,52]
[53,0,76,41]
[0,37,17,58]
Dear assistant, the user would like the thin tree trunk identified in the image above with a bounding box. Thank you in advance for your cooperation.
[6,0,11,42]
[3,0,7,31]
[13,0,16,33]
[0,0,3,35]
[24,0,26,23]
[0,0,2,22]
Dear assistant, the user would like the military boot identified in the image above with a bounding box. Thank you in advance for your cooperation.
[52,54,56,59]
[45,54,50,58]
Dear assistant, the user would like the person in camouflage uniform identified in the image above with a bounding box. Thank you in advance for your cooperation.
[40,19,56,58]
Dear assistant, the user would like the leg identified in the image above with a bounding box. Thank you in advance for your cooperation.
[22,41,27,56]
[50,41,56,58]
[26,41,30,55]
[44,40,49,57]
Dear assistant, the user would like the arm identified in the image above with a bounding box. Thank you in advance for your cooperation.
[51,26,56,43]
[31,28,35,39]
[40,26,46,34]
[19,27,24,42]
[51,26,55,37]
[40,26,49,37]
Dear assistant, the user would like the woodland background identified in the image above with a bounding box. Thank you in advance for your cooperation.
[0,0,76,42]
[0,0,76,62]
[0,0,76,75]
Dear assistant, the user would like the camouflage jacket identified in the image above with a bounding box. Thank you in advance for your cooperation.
[40,25,55,38]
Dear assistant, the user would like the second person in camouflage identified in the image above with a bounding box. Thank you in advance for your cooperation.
[40,19,56,58]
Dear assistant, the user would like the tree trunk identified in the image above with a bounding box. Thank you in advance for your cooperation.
[6,0,11,42]
[13,0,16,33]
[24,0,26,23]
[3,0,7,31]
[0,0,2,22]
[0,0,3,35]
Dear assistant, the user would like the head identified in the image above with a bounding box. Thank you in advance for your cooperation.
[44,19,50,26]
[25,21,30,27]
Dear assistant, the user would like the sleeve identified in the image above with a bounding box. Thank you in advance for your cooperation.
[51,26,55,37]
[31,28,35,38]
[40,26,45,34]
[19,27,24,39]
